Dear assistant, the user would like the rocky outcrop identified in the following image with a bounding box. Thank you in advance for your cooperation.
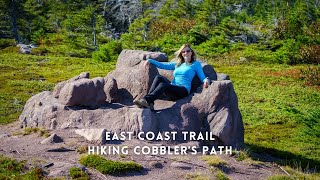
[19,50,244,149]
[17,44,37,54]
[53,72,89,98]
[58,77,106,107]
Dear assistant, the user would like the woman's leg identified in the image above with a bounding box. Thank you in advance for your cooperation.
[144,83,188,104]
[161,84,189,100]
[148,75,171,94]
[134,75,171,109]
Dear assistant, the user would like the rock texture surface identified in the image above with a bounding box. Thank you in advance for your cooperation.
[19,50,244,148]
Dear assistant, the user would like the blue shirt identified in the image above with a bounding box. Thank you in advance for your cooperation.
[148,59,206,94]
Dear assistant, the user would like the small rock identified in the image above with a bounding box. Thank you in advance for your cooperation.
[46,147,75,152]
[149,161,163,169]
[239,57,250,64]
[217,73,230,81]
[144,155,155,160]
[75,129,107,144]
[41,134,63,144]
[0,134,9,138]
[47,162,74,177]
[43,162,54,168]
[170,162,192,170]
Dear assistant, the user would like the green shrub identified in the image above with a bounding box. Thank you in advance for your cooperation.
[31,28,46,45]
[0,39,16,49]
[242,44,276,63]
[0,155,44,179]
[0,155,24,175]
[21,167,44,180]
[43,33,66,45]
[275,39,301,64]
[92,41,122,62]
[152,33,188,55]
[69,167,88,180]
[79,155,142,175]
[187,28,208,45]
[195,35,230,58]
[67,49,90,58]
[299,65,320,86]
[30,46,49,56]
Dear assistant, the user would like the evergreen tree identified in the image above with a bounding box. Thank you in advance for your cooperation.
[0,0,25,42]
[0,0,12,38]
[195,0,222,26]
[22,0,49,43]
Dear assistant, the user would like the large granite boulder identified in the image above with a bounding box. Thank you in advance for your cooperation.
[58,77,106,107]
[19,50,244,149]
[53,72,90,98]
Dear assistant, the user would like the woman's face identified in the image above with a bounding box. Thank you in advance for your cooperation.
[181,47,193,63]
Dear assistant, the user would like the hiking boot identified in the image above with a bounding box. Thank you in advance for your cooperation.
[133,99,154,110]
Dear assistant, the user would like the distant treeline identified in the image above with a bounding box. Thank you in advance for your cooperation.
[0,0,319,64]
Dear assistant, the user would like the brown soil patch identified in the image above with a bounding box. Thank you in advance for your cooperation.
[261,69,300,79]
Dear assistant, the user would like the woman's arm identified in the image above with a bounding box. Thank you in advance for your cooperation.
[194,61,209,88]
[147,59,176,70]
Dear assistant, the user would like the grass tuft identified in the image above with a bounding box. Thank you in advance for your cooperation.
[0,155,44,179]
[185,172,210,180]
[76,146,88,154]
[200,155,228,167]
[215,169,230,180]
[21,127,50,137]
[69,167,89,180]
[79,155,142,175]
[232,150,250,161]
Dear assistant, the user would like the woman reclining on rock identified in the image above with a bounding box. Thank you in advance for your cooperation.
[134,44,209,110]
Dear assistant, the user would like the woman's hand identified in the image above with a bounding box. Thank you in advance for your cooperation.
[203,79,209,88]
[144,59,150,69]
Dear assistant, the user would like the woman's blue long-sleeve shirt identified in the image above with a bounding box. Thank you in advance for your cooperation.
[148,59,206,94]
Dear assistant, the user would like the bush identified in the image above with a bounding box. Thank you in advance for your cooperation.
[148,18,196,40]
[0,39,16,49]
[242,44,276,63]
[187,27,208,45]
[195,35,230,58]
[79,155,142,175]
[67,49,90,58]
[69,167,89,180]
[274,39,301,64]
[30,46,49,56]
[92,41,122,62]
[300,45,320,64]
[300,65,320,86]
[43,33,66,45]
[0,155,44,179]
[155,34,190,56]
[0,155,24,175]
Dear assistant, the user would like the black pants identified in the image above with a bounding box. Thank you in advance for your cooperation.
[144,75,188,104]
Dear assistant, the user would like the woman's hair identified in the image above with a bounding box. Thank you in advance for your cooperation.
[176,43,197,67]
